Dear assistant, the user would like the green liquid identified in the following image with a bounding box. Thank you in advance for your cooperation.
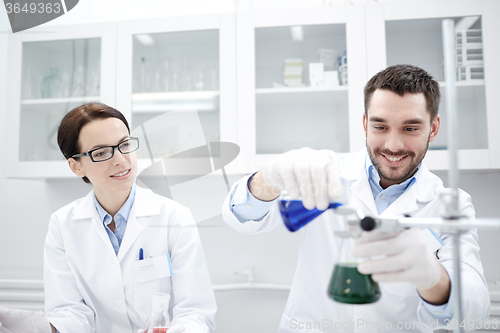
[328,263,381,304]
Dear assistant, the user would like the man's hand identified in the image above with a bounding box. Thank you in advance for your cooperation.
[0,306,52,333]
[255,147,343,210]
[352,229,451,304]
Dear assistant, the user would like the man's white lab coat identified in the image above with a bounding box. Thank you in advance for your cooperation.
[222,150,489,333]
[44,186,216,333]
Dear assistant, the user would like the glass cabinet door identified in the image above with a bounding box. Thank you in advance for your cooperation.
[131,30,220,161]
[19,38,101,161]
[255,23,349,154]
[385,16,488,152]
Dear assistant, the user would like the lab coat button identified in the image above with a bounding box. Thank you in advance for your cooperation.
[247,204,253,210]
[117,227,121,231]
[115,301,124,309]
[381,194,386,200]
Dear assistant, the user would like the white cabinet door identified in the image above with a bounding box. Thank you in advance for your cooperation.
[115,14,239,176]
[365,0,500,170]
[237,6,366,174]
[5,23,117,178]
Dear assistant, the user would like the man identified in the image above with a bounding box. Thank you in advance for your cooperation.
[222,65,489,332]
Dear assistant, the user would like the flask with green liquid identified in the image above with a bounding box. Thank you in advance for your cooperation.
[328,233,381,304]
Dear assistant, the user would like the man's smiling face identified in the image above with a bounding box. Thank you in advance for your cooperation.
[363,89,440,189]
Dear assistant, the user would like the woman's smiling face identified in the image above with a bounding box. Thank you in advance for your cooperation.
[69,117,137,195]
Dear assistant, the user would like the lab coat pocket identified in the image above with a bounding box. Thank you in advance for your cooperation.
[381,282,417,298]
[134,255,172,320]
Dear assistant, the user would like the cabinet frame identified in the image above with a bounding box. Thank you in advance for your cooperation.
[365,0,499,170]
[4,1,500,179]
[5,23,117,178]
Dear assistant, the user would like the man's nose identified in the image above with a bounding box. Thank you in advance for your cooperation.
[385,131,404,152]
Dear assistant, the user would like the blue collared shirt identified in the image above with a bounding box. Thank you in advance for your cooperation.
[365,153,421,215]
[93,182,137,255]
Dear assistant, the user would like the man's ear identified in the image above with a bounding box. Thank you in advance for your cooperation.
[68,158,86,178]
[363,113,368,136]
[429,114,441,143]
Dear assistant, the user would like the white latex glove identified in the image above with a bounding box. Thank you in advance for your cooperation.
[261,147,343,210]
[0,306,52,333]
[352,228,442,290]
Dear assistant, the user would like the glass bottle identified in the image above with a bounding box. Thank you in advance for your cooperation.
[42,67,61,98]
[145,293,171,333]
[328,233,380,304]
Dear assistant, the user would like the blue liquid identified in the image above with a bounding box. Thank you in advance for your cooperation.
[278,200,342,232]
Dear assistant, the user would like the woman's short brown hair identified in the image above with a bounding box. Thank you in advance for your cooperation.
[57,102,130,183]
[364,64,440,121]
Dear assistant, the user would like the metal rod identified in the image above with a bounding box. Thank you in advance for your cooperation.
[442,18,464,333]
[443,19,460,216]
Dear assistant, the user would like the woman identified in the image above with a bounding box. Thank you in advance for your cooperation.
[43,102,216,332]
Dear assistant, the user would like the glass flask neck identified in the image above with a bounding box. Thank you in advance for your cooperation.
[146,293,171,331]
[338,237,358,265]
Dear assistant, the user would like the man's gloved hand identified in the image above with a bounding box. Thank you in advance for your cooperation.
[0,306,52,333]
[352,228,442,290]
[260,147,343,210]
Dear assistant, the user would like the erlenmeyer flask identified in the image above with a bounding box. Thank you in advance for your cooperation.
[145,293,171,333]
[278,199,342,232]
[328,235,380,304]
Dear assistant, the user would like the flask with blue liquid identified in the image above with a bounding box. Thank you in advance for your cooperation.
[278,199,342,232]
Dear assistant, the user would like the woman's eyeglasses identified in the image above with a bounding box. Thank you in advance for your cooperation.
[71,137,139,162]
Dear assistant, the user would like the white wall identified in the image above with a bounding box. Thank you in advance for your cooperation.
[1,2,499,333]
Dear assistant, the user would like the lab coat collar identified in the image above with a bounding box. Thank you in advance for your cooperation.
[340,149,437,216]
[71,185,162,262]
[72,185,161,220]
[117,187,160,262]
[380,164,436,216]
[341,149,378,214]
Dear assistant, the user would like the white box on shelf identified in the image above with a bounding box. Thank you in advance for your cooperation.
[311,80,326,88]
[284,66,302,76]
[309,63,324,83]
[284,58,303,87]
[324,71,339,87]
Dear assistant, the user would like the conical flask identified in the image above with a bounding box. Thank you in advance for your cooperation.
[145,293,171,333]
[278,199,342,232]
[328,234,380,304]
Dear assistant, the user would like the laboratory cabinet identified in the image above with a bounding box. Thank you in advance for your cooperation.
[4,0,500,179]
[5,14,237,178]
[5,23,118,178]
[364,0,500,170]
[113,14,237,177]
[237,6,368,173]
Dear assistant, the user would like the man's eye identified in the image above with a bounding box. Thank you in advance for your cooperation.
[374,126,386,130]
[404,127,417,132]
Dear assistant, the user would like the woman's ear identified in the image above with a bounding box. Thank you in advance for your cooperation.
[68,158,86,178]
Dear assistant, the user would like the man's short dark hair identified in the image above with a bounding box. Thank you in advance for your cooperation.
[364,64,440,121]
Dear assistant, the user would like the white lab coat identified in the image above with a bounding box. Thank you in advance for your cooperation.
[44,186,216,333]
[222,150,490,333]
